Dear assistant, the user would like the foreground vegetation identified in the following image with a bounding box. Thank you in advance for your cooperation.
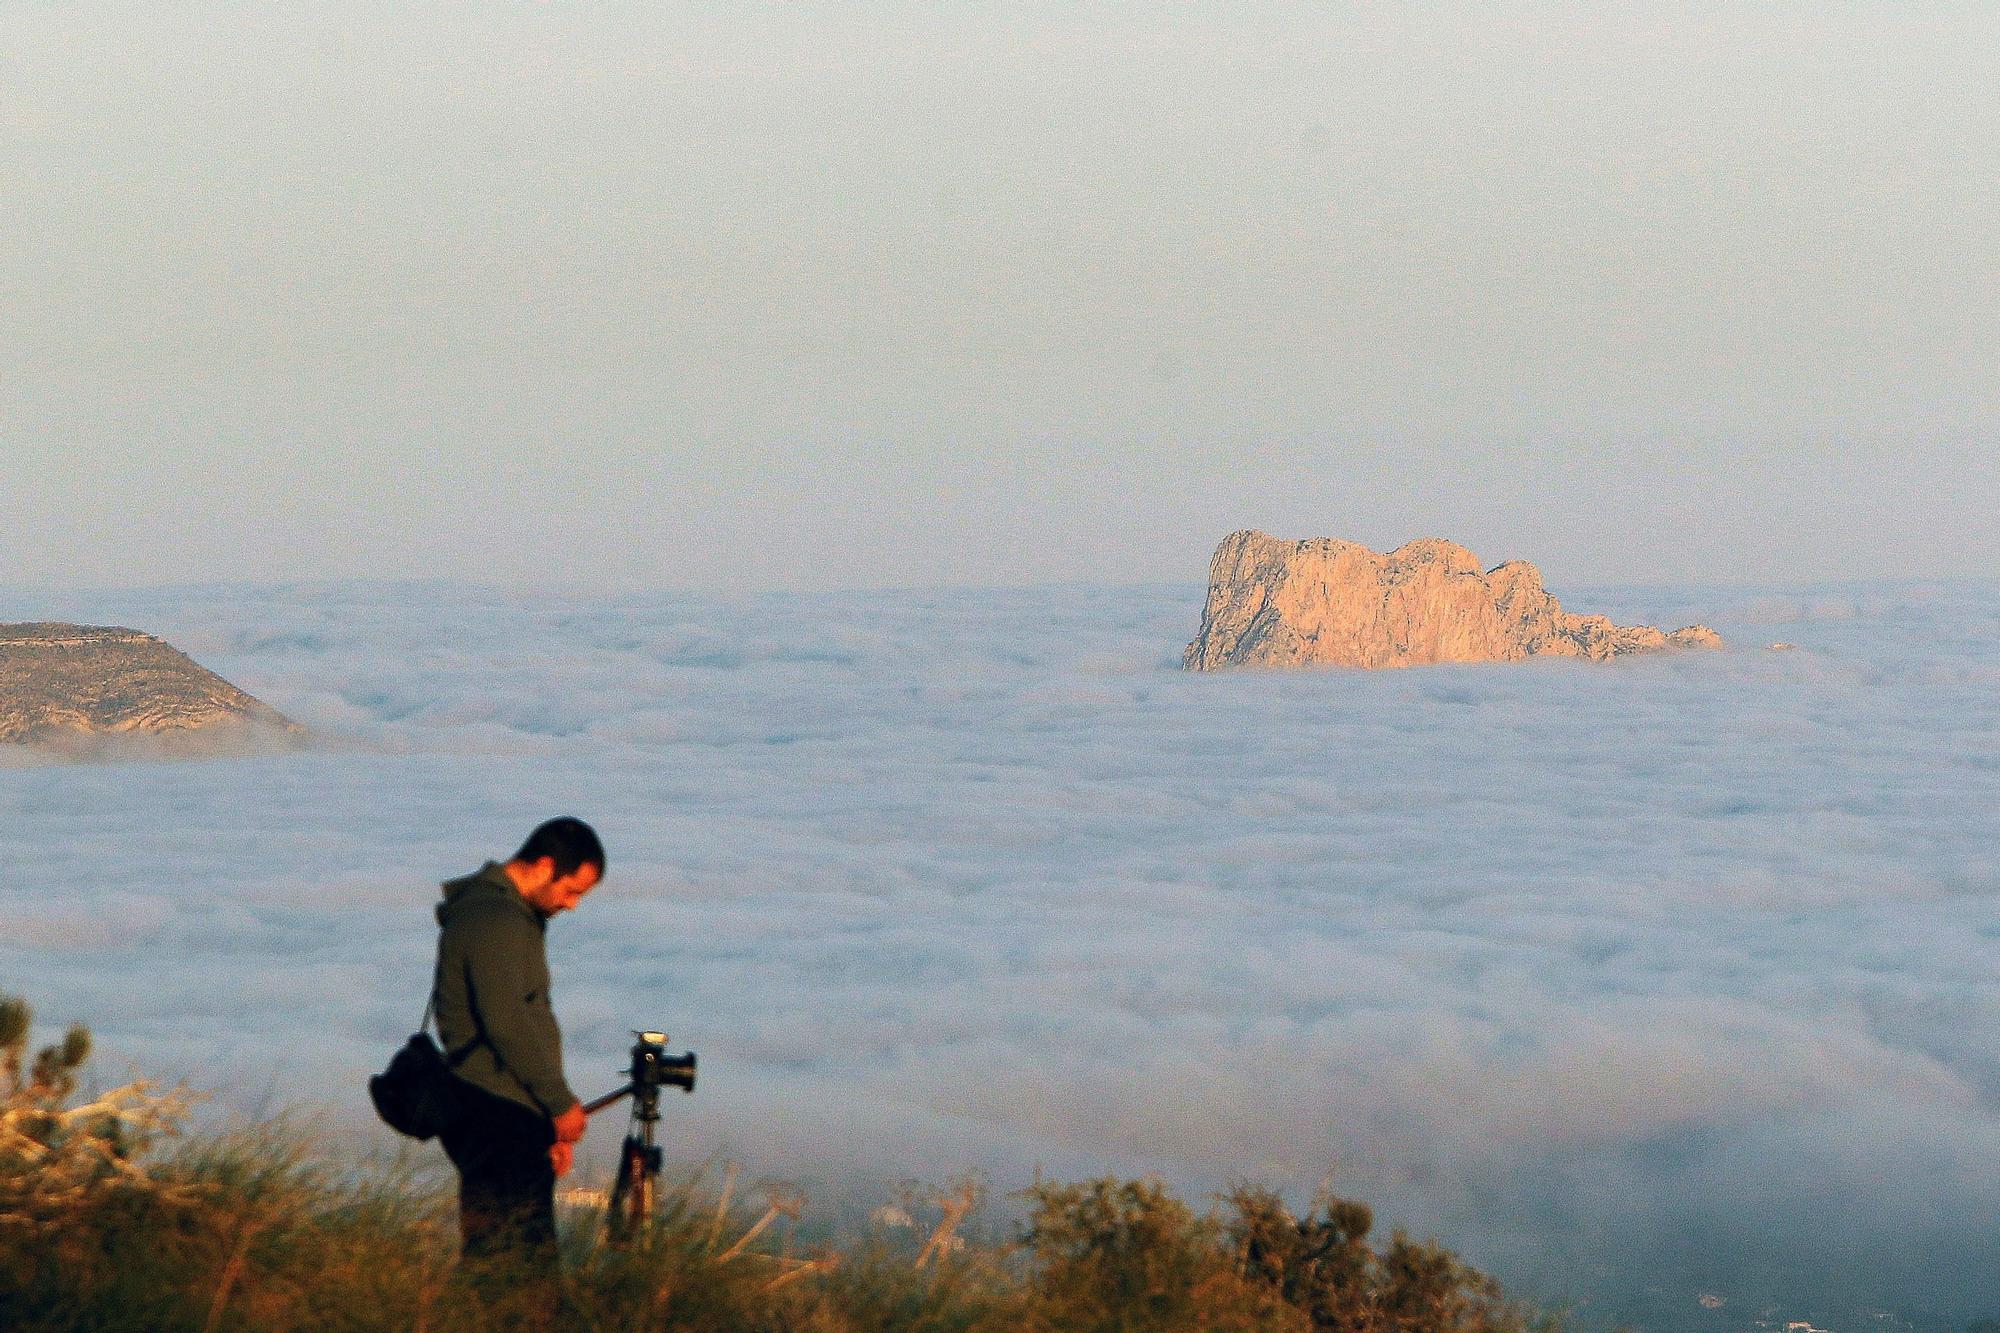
[1,993,1558,1331]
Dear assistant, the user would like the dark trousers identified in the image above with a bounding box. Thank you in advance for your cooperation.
[439,1079,558,1269]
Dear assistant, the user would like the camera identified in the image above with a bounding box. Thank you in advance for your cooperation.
[630,1030,696,1094]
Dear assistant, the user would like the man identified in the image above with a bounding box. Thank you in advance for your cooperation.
[433,816,602,1273]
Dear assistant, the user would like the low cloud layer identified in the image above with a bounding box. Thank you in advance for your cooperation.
[2,578,1997,1320]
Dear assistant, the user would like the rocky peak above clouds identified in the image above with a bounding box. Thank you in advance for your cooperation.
[0,623,298,745]
[1183,530,1722,671]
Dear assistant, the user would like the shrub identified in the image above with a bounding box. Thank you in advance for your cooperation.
[1018,1176,1558,1333]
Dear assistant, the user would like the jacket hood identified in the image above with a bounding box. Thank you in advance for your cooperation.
[436,861,539,928]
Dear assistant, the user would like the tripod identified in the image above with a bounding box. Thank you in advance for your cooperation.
[584,1030,697,1244]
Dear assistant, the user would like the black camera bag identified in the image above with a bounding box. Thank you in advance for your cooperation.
[368,1000,481,1142]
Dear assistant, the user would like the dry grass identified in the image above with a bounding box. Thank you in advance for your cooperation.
[1,994,1561,1332]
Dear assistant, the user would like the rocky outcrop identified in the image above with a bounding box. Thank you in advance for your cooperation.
[0,623,299,744]
[1183,531,1722,671]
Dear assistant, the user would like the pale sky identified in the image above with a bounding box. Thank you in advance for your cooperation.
[3,2,1995,593]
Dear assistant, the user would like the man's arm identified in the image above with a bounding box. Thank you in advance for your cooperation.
[460,907,581,1119]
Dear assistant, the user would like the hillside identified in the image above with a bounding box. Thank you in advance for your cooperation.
[0,623,298,745]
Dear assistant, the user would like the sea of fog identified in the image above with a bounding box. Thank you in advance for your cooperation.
[2,578,1997,1326]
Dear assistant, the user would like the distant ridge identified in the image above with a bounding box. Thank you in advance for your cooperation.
[0,622,299,745]
[1184,531,1722,671]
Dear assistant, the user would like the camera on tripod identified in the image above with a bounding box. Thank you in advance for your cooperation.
[584,1028,697,1242]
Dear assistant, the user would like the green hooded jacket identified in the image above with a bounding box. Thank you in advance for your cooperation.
[432,862,580,1119]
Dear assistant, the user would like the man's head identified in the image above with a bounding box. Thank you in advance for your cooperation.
[505,816,606,917]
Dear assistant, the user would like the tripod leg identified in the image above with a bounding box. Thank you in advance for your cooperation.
[606,1133,641,1247]
[635,1156,655,1234]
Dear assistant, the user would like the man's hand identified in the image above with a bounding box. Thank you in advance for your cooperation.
[553,1100,588,1143]
[549,1100,587,1176]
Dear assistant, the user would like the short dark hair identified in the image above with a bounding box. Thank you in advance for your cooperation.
[513,817,606,878]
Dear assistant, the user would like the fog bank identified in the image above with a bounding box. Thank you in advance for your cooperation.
[2,577,1996,1322]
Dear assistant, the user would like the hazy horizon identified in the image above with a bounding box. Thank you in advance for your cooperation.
[5,3,1996,594]
[10,563,2000,612]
